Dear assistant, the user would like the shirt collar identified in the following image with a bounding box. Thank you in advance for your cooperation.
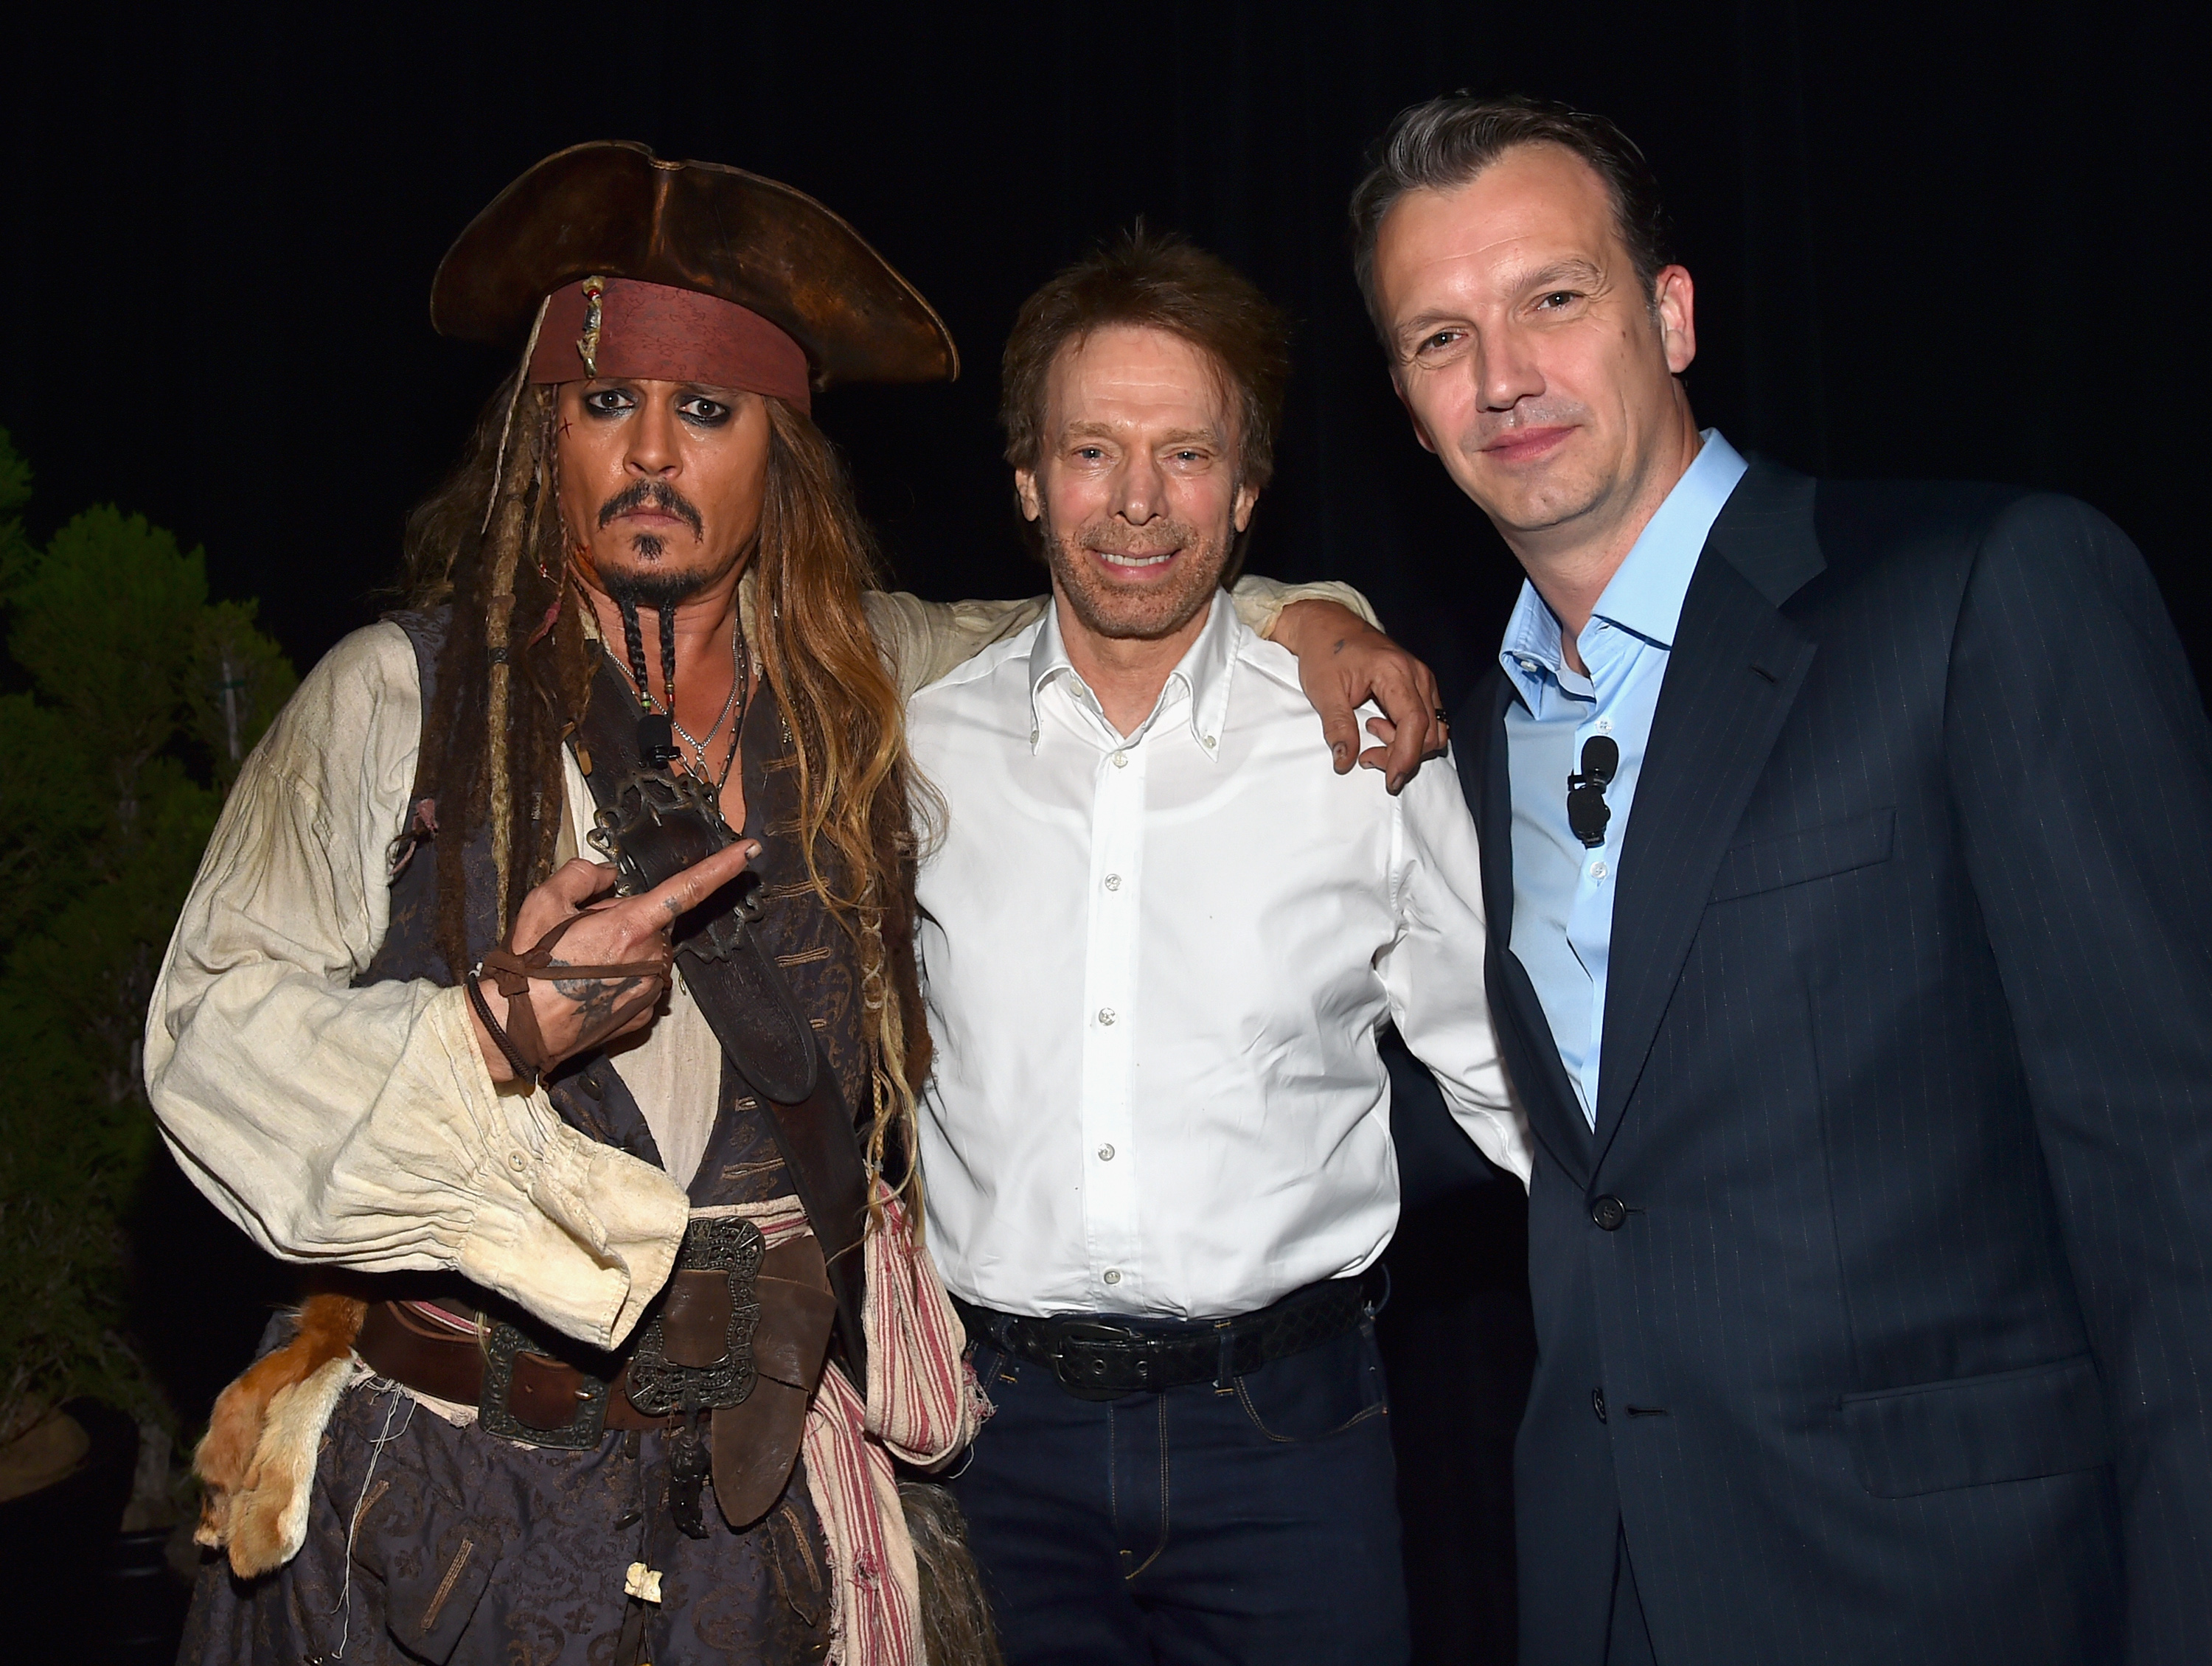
[1027,588,1239,761]
[1497,428,1748,706]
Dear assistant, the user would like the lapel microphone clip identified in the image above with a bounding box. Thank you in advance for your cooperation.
[1568,734,1620,849]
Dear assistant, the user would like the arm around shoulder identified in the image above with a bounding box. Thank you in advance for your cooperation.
[1228,573,1382,637]
[863,589,1048,700]
[861,576,1384,699]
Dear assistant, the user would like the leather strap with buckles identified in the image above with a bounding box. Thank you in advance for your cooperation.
[355,1227,838,1529]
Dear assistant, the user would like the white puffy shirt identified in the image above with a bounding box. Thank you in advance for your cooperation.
[908,592,1527,1322]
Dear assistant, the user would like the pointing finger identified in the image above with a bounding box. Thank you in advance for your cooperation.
[629,838,760,926]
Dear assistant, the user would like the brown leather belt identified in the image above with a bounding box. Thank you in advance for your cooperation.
[355,1231,838,1530]
[357,1299,664,1430]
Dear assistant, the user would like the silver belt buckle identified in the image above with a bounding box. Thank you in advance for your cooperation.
[1050,1319,1149,1398]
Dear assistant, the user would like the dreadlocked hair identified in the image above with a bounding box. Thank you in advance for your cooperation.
[748,397,936,1229]
[403,370,591,970]
[400,372,934,1235]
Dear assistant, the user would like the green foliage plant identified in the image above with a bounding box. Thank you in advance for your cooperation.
[0,427,294,1466]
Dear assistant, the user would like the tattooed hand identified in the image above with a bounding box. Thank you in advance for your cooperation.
[466,841,758,1084]
[1268,599,1447,794]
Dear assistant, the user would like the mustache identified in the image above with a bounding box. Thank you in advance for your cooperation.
[597,479,706,538]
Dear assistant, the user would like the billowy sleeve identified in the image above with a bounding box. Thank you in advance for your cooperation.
[863,590,1048,700]
[143,624,688,1350]
[1378,750,1532,1183]
[1225,573,1381,635]
[863,576,1382,697]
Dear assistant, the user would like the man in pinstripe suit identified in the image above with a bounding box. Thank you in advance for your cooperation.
[1352,94,2212,1665]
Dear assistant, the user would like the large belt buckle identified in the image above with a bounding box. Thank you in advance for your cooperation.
[1050,1319,1149,1401]
[625,1216,768,1418]
[479,1320,611,1450]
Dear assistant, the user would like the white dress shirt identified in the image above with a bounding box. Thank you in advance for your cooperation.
[908,590,1526,1322]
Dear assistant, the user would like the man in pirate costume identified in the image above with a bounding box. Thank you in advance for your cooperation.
[146,143,1427,1666]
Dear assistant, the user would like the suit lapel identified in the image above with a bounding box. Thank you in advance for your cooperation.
[1460,672,1517,945]
[1458,670,1595,1187]
[1590,464,1823,1172]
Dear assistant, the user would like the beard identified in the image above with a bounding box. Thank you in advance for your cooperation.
[1038,504,1234,644]
[602,562,708,610]
[590,481,717,608]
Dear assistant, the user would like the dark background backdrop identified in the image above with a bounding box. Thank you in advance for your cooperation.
[2,0,2204,705]
[2,3,2201,1661]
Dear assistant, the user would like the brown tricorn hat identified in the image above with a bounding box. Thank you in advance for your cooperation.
[430,141,958,391]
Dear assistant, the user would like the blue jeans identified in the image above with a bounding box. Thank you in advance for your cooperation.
[950,1317,1411,1666]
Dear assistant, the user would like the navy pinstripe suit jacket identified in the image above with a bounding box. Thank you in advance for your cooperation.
[1458,459,2212,1665]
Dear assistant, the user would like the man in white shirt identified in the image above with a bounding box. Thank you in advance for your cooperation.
[908,229,1526,1666]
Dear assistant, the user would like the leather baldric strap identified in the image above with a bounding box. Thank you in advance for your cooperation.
[572,658,874,1378]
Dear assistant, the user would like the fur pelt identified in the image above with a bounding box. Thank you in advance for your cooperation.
[193,1292,366,1577]
[900,1479,1005,1666]
[191,1290,1008,1655]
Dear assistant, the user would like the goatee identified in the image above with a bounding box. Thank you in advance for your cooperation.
[603,565,709,610]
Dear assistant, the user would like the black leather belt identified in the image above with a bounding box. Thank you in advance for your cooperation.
[953,1273,1379,1401]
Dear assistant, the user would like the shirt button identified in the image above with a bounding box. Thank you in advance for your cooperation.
[1097,1144,1116,1161]
[1103,1269,1122,1286]
[508,1149,529,1174]
[1104,874,1121,891]
[1097,1007,1116,1026]
[1591,1195,1629,1231]
[1518,657,1537,672]
[1202,735,1217,749]
[1590,861,1607,879]
[1592,1387,1608,1423]
[1595,717,1613,733]
[1111,750,1129,768]
[1029,729,1040,745]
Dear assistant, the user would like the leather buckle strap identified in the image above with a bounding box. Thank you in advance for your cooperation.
[625,1216,768,1417]
[474,910,672,1084]
[479,1317,612,1449]
[355,1228,838,1465]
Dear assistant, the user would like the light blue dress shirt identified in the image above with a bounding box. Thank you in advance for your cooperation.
[1500,431,1748,1127]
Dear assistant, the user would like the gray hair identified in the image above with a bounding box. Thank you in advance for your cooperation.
[1348,94,1672,342]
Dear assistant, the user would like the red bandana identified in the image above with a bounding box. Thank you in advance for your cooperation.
[526,276,813,412]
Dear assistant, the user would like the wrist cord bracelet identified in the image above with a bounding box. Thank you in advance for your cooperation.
[466,964,540,1090]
